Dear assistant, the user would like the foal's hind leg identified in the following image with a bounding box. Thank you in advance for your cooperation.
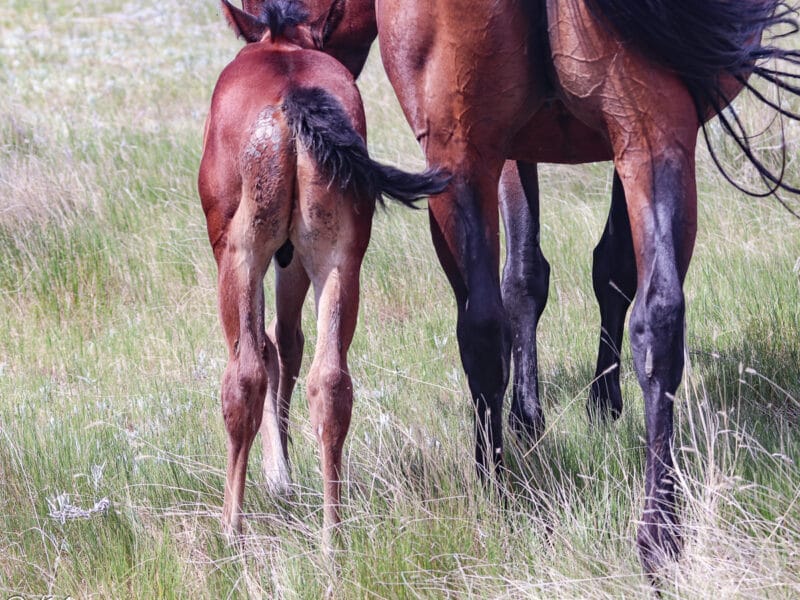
[294,148,372,550]
[261,255,310,490]
[500,161,550,440]
[588,171,637,421]
[216,238,274,535]
[306,259,361,551]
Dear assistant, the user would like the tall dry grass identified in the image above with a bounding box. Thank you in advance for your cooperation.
[1,0,799,598]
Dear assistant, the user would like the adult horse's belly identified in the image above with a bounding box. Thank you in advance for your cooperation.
[509,100,613,164]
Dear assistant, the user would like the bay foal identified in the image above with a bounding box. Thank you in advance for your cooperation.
[198,0,447,543]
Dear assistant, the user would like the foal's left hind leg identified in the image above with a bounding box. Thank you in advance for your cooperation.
[500,161,550,440]
[588,170,637,421]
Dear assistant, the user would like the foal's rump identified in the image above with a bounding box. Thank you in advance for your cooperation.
[201,66,449,267]
[282,85,450,208]
[280,84,450,267]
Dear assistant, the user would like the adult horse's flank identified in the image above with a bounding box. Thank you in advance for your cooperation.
[375,0,800,575]
[198,0,447,544]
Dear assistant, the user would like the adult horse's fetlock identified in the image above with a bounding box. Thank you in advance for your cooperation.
[588,377,623,423]
[457,294,511,474]
[638,488,683,577]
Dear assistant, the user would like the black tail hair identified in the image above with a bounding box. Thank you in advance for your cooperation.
[282,86,450,207]
[259,0,309,39]
[586,0,800,208]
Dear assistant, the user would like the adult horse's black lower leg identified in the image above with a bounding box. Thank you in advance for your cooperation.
[588,171,637,421]
[429,176,511,476]
[499,161,549,440]
[620,152,696,576]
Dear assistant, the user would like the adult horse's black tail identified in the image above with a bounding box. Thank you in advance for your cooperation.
[586,0,800,202]
[282,86,450,207]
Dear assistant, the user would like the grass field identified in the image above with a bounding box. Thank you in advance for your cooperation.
[1,0,799,598]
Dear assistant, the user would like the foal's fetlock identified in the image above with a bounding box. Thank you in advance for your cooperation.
[262,462,293,496]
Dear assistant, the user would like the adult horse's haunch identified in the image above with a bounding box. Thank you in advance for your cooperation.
[375,0,800,575]
[198,0,447,545]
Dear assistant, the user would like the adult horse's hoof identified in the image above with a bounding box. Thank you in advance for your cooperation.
[637,510,682,580]
[587,376,623,423]
[508,402,545,443]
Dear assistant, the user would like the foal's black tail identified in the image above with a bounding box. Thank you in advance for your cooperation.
[586,0,800,204]
[282,86,450,207]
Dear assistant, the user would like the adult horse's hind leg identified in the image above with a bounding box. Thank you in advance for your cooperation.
[377,0,537,478]
[500,161,549,440]
[547,0,698,573]
[615,146,697,575]
[588,171,636,421]
[262,256,309,492]
[429,169,511,476]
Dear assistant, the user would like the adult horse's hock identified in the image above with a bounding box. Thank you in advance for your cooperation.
[375,0,800,575]
[198,0,447,544]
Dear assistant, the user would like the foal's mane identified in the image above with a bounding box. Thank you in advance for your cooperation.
[257,0,310,38]
[586,0,800,208]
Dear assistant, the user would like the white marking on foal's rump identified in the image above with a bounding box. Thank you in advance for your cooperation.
[245,108,283,160]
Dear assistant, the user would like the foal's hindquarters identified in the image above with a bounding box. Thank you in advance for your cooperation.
[199,12,447,543]
[198,47,372,545]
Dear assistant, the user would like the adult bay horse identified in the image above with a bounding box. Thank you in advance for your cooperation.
[240,0,640,441]
[375,0,800,574]
[199,0,447,544]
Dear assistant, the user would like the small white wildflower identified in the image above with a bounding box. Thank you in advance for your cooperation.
[91,463,105,492]
[47,493,109,524]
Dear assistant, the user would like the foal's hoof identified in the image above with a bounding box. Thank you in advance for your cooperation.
[221,513,246,548]
[263,471,293,497]
[262,456,293,496]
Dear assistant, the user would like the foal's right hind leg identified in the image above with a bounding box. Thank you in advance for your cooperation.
[588,171,637,421]
[262,255,310,491]
[500,161,550,440]
[217,243,273,535]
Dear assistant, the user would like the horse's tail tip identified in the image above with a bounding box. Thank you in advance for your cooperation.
[375,165,451,209]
